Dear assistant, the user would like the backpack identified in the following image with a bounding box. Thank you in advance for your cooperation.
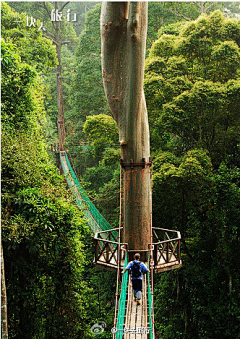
[131,261,141,278]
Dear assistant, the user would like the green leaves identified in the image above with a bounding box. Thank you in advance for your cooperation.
[150,34,176,59]
[145,11,240,163]
[1,2,58,73]
[1,6,99,337]
[83,114,118,148]
[2,186,92,339]
[148,11,240,338]
[211,41,240,81]
[153,149,212,185]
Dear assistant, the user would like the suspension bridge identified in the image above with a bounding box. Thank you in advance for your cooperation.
[60,150,182,339]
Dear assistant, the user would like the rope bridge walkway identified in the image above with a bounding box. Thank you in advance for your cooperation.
[59,150,182,339]
[60,151,154,337]
[60,151,115,235]
[114,256,154,339]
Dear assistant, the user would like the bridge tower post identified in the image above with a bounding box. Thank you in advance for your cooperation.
[101,2,151,261]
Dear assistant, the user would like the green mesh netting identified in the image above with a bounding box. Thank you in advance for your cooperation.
[147,254,154,339]
[115,255,128,339]
[60,152,117,236]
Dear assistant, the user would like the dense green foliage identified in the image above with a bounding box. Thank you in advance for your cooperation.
[145,11,240,339]
[1,4,116,338]
[64,5,121,227]
[146,2,224,54]
[1,30,91,338]
[81,114,120,227]
[1,2,57,73]
[83,114,119,159]
[65,2,229,176]
[65,4,109,173]
[145,11,240,163]
[2,2,240,339]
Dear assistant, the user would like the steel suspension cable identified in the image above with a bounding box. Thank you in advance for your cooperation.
[147,252,154,339]
[115,254,128,339]
[60,151,117,237]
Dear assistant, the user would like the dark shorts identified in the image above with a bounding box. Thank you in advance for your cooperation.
[132,279,142,292]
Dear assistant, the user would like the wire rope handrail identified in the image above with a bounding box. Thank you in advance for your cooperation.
[147,252,154,339]
[60,151,117,235]
[65,152,117,233]
[114,255,128,339]
[60,151,100,234]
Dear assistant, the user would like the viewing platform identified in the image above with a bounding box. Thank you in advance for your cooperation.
[94,227,181,273]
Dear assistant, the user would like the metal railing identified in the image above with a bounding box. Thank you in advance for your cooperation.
[151,227,181,273]
[114,255,128,339]
[94,228,127,270]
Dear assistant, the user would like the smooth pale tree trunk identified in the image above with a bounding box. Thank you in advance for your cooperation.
[55,2,65,151]
[41,2,69,152]
[1,242,8,339]
[101,2,151,260]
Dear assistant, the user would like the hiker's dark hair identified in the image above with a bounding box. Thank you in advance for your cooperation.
[134,253,140,260]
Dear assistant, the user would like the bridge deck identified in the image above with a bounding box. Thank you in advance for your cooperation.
[123,274,149,339]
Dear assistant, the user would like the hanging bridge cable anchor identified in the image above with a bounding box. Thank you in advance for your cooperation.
[120,157,153,169]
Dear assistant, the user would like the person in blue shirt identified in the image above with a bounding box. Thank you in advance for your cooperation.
[123,253,149,305]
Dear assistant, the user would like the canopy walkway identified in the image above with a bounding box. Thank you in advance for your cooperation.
[113,254,154,339]
[59,150,182,339]
[60,151,114,235]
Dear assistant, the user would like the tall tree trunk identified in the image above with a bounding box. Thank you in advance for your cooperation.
[55,2,65,151]
[101,3,151,260]
[1,242,8,339]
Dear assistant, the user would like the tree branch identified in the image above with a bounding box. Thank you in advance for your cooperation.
[41,2,51,20]
[192,1,213,14]
[43,2,56,30]
[205,3,214,12]
[172,7,191,21]
[60,2,70,13]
